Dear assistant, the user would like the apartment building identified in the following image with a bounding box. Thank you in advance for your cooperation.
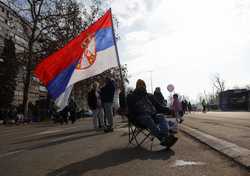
[0,1,47,106]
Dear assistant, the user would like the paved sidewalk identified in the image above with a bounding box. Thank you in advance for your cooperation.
[180,112,250,170]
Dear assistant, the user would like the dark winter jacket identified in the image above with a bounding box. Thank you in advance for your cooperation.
[87,89,98,110]
[153,91,165,106]
[119,90,126,108]
[127,88,170,118]
[69,100,77,116]
[100,80,115,103]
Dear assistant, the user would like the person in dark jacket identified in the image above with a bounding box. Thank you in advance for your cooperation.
[8,106,17,124]
[188,102,192,113]
[88,82,104,129]
[60,106,69,125]
[69,98,77,124]
[2,108,8,125]
[202,99,207,113]
[154,87,166,106]
[127,79,178,148]
[100,78,116,132]
[181,99,188,114]
[118,88,127,121]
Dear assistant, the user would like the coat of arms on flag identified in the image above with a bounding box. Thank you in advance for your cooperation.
[34,9,118,110]
[76,34,97,70]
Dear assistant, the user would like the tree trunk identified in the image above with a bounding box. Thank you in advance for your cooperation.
[22,36,34,118]
[22,54,32,117]
[22,12,37,117]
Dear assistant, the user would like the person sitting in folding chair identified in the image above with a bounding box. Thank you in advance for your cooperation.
[127,79,178,148]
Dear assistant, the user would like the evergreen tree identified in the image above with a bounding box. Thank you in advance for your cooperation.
[0,38,18,108]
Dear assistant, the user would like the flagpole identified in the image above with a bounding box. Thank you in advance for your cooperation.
[110,8,125,92]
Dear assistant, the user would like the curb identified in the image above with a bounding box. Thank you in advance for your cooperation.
[180,124,250,171]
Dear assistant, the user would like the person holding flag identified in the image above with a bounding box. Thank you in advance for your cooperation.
[100,77,116,132]
[34,9,120,112]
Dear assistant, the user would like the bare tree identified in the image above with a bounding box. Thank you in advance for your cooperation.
[37,0,85,59]
[8,0,108,116]
[212,73,226,94]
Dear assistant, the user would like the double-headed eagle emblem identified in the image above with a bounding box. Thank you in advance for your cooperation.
[76,34,97,70]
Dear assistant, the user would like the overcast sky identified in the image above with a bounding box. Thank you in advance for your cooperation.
[109,0,250,102]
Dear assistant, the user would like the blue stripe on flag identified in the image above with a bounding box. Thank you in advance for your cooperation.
[47,61,77,100]
[95,27,114,52]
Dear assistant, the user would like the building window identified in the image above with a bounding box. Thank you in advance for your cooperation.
[1,7,4,13]
[7,11,9,17]
[5,19,7,24]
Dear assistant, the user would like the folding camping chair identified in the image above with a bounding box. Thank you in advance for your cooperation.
[127,115,155,150]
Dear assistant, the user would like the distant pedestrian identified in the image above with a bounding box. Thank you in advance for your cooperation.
[9,106,17,124]
[60,106,69,125]
[100,78,116,132]
[28,102,34,123]
[188,102,192,113]
[2,109,8,125]
[154,87,166,106]
[16,105,24,124]
[17,113,24,124]
[88,82,104,130]
[172,94,184,123]
[181,100,188,114]
[202,99,206,113]
[69,98,77,124]
[6,108,11,124]
[118,88,127,121]
[33,103,39,122]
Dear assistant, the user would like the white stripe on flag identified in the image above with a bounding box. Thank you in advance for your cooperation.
[55,85,73,111]
[67,46,118,87]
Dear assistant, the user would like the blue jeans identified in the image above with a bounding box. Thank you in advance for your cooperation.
[103,102,113,128]
[135,114,170,140]
[92,108,104,129]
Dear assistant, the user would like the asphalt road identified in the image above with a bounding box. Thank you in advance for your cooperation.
[0,117,249,176]
[184,112,250,149]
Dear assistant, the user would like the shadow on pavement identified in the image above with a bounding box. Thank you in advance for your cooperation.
[10,132,105,152]
[47,147,175,176]
[32,124,58,128]
[12,129,96,144]
[29,132,105,151]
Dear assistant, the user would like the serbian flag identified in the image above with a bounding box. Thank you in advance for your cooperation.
[34,9,118,110]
